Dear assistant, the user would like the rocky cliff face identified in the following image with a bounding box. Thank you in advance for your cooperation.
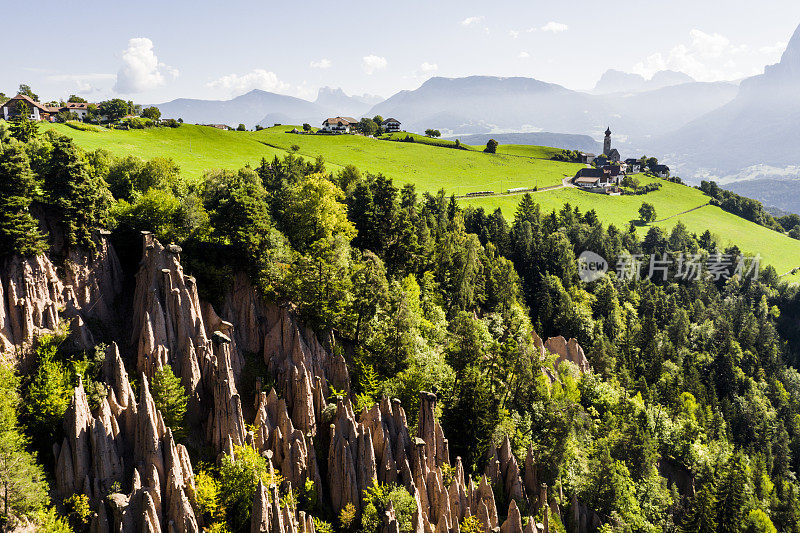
[0,233,122,366]
[2,232,593,533]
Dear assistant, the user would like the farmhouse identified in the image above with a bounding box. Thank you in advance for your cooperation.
[580,152,596,165]
[1,94,60,122]
[574,166,620,189]
[62,101,97,121]
[321,116,358,133]
[653,164,670,178]
[625,158,641,173]
[382,117,401,132]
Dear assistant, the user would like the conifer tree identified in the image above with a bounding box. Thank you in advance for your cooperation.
[43,137,111,249]
[151,366,188,439]
[0,144,46,256]
[9,102,38,143]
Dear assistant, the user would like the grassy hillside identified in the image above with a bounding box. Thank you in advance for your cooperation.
[43,122,800,276]
[462,175,800,277]
[43,123,288,180]
[45,124,582,194]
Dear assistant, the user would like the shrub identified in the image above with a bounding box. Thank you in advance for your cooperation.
[194,468,221,522]
[361,484,416,533]
[64,493,91,530]
[35,508,73,533]
[65,120,103,132]
[484,139,498,153]
[313,518,334,533]
[338,502,357,532]
[219,445,284,532]
[460,516,482,533]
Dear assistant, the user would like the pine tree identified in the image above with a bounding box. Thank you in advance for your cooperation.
[681,481,719,533]
[9,102,38,143]
[151,366,188,439]
[716,453,749,533]
[0,144,46,256]
[43,137,111,249]
[0,364,49,520]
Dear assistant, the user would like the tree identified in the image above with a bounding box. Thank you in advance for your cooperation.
[302,123,312,132]
[204,168,291,294]
[23,334,73,447]
[484,139,498,153]
[425,129,440,138]
[237,124,247,131]
[281,174,355,253]
[141,106,161,121]
[99,99,130,122]
[9,102,38,143]
[219,445,283,532]
[151,366,188,439]
[0,144,47,257]
[639,202,657,223]
[358,118,378,136]
[43,137,112,249]
[17,84,38,101]
[67,95,87,103]
[0,364,49,521]
[744,509,778,533]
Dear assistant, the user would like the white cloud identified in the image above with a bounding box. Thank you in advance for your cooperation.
[632,28,770,82]
[48,73,116,95]
[759,41,788,57]
[508,30,519,39]
[310,58,332,69]
[541,21,568,33]
[420,62,438,73]
[461,16,484,27]
[517,51,530,59]
[207,69,292,94]
[113,37,177,93]
[362,55,388,75]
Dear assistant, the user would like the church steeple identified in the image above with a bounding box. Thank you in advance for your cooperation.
[603,127,612,155]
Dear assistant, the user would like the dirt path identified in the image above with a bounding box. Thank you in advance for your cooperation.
[456,178,569,199]
[650,202,710,224]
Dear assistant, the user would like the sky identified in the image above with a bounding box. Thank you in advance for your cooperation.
[4,0,800,104]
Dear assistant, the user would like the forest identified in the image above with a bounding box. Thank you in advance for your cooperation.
[2,111,800,533]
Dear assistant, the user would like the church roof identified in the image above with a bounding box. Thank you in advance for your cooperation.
[605,127,611,135]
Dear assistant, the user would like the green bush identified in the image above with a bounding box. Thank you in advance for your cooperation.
[64,121,103,132]
[219,445,284,532]
[361,484,416,533]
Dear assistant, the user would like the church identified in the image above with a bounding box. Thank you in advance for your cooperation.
[603,127,621,163]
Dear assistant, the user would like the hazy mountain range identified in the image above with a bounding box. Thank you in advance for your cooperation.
[155,87,381,128]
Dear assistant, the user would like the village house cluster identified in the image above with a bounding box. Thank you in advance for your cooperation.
[572,128,670,192]
[319,116,401,134]
[0,94,99,122]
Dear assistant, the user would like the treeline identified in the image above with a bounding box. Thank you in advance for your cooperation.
[699,180,784,232]
[5,115,800,532]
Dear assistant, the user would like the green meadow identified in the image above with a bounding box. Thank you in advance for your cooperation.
[45,124,583,194]
[44,122,800,276]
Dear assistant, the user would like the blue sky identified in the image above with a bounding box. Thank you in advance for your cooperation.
[5,0,800,103]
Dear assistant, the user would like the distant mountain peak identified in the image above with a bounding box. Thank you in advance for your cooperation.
[593,69,695,94]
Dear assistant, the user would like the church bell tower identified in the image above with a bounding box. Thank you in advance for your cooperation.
[603,127,612,156]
